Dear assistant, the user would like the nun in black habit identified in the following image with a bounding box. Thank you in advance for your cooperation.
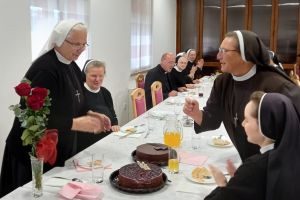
[205,92,300,200]
[169,55,194,91]
[183,30,300,162]
[77,59,119,152]
[0,20,111,197]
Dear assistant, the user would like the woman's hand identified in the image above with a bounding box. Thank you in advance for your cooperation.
[111,125,120,132]
[87,111,111,132]
[208,164,227,187]
[71,111,112,133]
[183,97,202,125]
[226,159,237,177]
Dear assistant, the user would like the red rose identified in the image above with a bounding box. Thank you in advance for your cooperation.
[15,82,31,96]
[32,87,48,100]
[27,95,45,111]
[36,129,58,165]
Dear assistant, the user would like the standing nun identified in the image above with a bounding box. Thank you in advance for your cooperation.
[183,30,300,162]
[0,19,111,197]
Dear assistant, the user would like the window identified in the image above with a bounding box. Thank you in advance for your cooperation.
[131,0,152,73]
[177,0,300,70]
[30,0,89,67]
[203,0,221,61]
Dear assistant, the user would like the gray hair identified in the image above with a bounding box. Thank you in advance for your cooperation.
[83,60,106,74]
[66,23,87,40]
[225,31,240,50]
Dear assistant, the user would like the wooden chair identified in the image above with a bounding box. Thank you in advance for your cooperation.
[130,88,146,118]
[289,64,300,86]
[135,73,145,89]
[151,81,163,107]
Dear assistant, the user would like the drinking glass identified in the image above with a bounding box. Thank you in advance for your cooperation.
[168,148,179,174]
[91,153,105,184]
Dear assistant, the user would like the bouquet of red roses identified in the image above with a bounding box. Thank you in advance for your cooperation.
[9,78,58,165]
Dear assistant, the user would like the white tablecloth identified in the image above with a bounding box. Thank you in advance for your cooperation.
[3,77,241,200]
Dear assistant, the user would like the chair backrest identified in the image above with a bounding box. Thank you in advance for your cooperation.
[135,73,145,89]
[151,81,163,107]
[130,88,146,118]
[290,64,300,87]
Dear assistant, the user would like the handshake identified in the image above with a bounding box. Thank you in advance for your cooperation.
[72,110,112,134]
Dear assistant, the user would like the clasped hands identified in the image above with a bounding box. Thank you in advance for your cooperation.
[72,110,111,134]
[208,159,237,187]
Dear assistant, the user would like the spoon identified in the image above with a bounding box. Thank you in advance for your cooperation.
[52,176,84,183]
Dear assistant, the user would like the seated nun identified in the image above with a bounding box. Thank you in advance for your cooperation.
[205,91,300,200]
[77,59,120,152]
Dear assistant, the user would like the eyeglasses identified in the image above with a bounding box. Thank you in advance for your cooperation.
[218,47,239,53]
[65,39,89,49]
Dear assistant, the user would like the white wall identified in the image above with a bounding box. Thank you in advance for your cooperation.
[0,0,176,169]
[89,0,132,126]
[152,0,177,64]
[0,1,32,168]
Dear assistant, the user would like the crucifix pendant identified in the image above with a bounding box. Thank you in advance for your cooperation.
[234,112,238,128]
[75,90,80,103]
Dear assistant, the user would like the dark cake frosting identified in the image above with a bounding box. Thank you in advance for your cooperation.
[118,163,163,189]
[136,143,168,164]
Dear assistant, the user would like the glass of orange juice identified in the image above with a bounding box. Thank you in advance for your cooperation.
[168,148,179,174]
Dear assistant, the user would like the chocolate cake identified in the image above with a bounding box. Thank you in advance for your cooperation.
[118,163,163,189]
[135,143,168,165]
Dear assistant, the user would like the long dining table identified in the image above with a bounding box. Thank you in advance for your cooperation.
[2,76,241,200]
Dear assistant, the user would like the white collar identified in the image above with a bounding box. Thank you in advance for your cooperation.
[174,66,183,72]
[260,143,274,154]
[232,65,257,81]
[84,82,100,93]
[54,49,71,64]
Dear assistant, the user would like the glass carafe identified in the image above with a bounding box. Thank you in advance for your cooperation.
[163,115,183,148]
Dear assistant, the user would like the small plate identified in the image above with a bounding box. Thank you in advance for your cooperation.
[208,136,233,148]
[149,110,174,119]
[120,126,137,133]
[165,97,177,105]
[109,170,168,193]
[183,171,215,184]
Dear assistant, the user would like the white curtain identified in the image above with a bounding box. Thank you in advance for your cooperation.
[30,0,89,67]
[131,0,152,72]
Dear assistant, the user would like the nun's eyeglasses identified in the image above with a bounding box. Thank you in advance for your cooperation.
[218,48,239,53]
[65,39,89,49]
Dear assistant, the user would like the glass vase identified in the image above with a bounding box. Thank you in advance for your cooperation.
[30,156,43,198]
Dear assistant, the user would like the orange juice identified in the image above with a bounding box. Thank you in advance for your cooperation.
[168,159,179,173]
[164,131,181,148]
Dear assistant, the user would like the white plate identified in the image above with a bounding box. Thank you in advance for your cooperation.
[183,171,215,184]
[165,97,177,105]
[208,135,233,148]
[149,110,175,119]
[77,157,103,169]
[120,125,146,134]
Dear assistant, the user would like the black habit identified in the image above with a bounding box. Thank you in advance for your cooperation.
[205,153,269,200]
[144,64,174,110]
[195,66,300,161]
[260,93,300,200]
[169,66,193,90]
[77,86,117,152]
[0,49,88,197]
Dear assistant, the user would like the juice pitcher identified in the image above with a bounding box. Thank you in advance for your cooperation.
[163,115,183,148]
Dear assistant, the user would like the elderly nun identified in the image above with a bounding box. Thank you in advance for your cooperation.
[183,30,300,162]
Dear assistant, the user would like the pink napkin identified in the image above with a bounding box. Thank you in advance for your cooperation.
[59,181,103,200]
[179,151,208,166]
